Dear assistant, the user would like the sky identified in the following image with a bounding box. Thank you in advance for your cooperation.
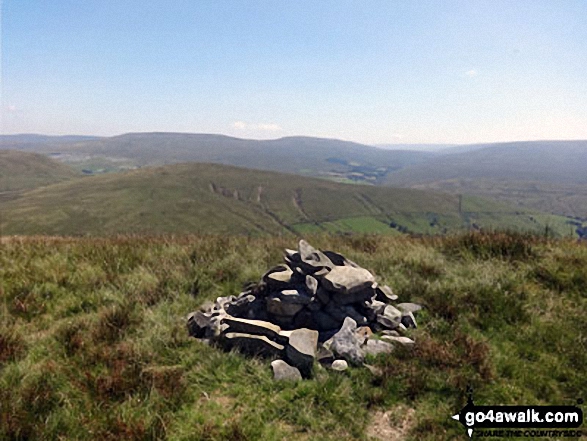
[1,0,586,145]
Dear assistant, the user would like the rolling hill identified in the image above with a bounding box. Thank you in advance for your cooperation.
[4,132,437,183]
[0,161,575,237]
[0,150,80,193]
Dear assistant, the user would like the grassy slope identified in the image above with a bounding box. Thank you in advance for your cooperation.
[0,150,79,192]
[0,162,574,237]
[1,233,585,440]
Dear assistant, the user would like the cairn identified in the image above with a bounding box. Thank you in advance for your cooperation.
[187,240,421,379]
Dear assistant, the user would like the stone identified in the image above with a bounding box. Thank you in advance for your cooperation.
[325,317,364,365]
[266,291,307,317]
[381,335,415,347]
[292,309,315,329]
[341,305,368,326]
[223,317,281,340]
[271,360,302,381]
[396,302,422,314]
[225,294,256,317]
[316,346,335,365]
[321,266,375,295]
[367,300,387,315]
[363,339,394,356]
[330,287,374,305]
[285,328,318,377]
[298,240,335,273]
[401,311,418,329]
[222,332,285,356]
[375,285,398,302]
[187,311,211,338]
[263,265,294,287]
[305,275,318,295]
[322,250,360,268]
[331,359,349,371]
[376,305,402,330]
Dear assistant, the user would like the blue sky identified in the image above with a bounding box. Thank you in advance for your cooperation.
[1,0,586,144]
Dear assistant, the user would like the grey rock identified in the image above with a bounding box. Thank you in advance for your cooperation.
[285,328,318,377]
[341,305,368,326]
[266,289,310,317]
[324,302,347,322]
[331,359,349,371]
[263,265,294,287]
[381,330,401,337]
[321,266,375,295]
[322,250,360,268]
[375,285,398,302]
[223,332,284,356]
[330,287,374,305]
[376,305,403,330]
[292,309,315,329]
[396,302,422,314]
[305,275,318,295]
[316,346,335,365]
[325,317,365,365]
[298,240,335,273]
[223,317,281,340]
[271,360,302,381]
[187,311,211,338]
[381,335,415,347]
[363,339,394,356]
[367,300,387,315]
[225,294,256,317]
[401,311,418,329]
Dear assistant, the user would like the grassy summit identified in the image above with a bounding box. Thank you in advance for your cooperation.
[1,232,585,440]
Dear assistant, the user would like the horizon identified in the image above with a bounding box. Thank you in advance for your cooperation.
[2,1,586,145]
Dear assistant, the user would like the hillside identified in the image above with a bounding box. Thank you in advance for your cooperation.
[6,132,436,183]
[0,161,575,237]
[384,140,587,186]
[0,150,79,192]
[1,234,585,440]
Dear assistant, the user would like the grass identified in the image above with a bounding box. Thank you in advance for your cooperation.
[0,232,585,440]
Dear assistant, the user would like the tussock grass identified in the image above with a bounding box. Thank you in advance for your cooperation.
[0,232,585,440]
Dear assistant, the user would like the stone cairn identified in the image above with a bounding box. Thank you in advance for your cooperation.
[187,240,422,380]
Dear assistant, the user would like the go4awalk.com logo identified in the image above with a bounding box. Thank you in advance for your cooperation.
[451,389,584,438]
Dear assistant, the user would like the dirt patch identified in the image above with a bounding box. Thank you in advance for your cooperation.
[367,405,416,441]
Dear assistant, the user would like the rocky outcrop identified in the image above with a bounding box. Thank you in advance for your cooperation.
[187,240,422,378]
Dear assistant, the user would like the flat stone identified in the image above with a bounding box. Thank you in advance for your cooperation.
[381,335,415,347]
[285,328,318,377]
[316,287,331,304]
[298,240,335,273]
[266,295,304,317]
[396,302,422,314]
[376,305,402,330]
[401,311,418,329]
[322,250,360,268]
[363,339,394,356]
[271,360,302,381]
[223,332,285,356]
[187,311,211,338]
[375,285,398,302]
[264,266,294,287]
[341,305,368,326]
[330,287,374,305]
[325,317,364,365]
[321,266,375,295]
[305,275,318,295]
[292,309,315,329]
[223,317,281,340]
[316,346,335,365]
[225,294,256,317]
[331,359,349,371]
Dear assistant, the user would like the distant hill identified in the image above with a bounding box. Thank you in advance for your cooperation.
[0,134,102,151]
[0,161,575,237]
[383,140,587,217]
[385,140,587,185]
[7,132,436,183]
[0,150,79,192]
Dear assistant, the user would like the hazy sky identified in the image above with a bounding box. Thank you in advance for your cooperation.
[1,1,586,144]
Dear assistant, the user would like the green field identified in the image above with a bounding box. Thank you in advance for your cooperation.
[0,160,579,238]
[1,233,585,440]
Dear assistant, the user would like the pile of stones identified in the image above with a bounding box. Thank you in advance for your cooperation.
[187,240,421,380]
